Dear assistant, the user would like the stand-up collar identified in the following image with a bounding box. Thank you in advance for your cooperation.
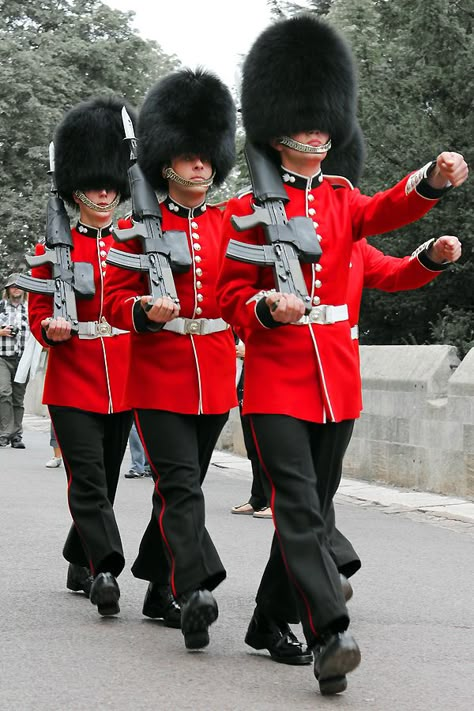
[75,221,113,238]
[165,197,207,219]
[279,166,324,190]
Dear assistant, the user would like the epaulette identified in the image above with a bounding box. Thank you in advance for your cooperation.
[236,186,253,199]
[323,174,354,190]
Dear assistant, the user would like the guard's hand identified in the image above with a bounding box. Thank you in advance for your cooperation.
[266,292,306,323]
[41,317,72,342]
[141,295,180,323]
[428,235,462,264]
[0,325,14,337]
[236,341,246,359]
[429,152,468,188]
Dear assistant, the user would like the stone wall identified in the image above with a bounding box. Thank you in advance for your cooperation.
[216,345,474,499]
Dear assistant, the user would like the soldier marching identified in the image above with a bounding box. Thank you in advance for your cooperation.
[9,11,469,699]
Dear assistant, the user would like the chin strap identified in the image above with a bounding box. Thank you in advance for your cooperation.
[74,190,121,212]
[279,137,332,154]
[163,167,215,189]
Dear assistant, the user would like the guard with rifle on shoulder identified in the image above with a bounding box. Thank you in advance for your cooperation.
[26,97,135,618]
[104,69,237,650]
[216,14,468,697]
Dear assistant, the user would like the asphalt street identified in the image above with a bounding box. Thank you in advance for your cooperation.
[0,424,473,711]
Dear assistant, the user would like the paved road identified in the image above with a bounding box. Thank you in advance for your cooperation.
[1,424,473,710]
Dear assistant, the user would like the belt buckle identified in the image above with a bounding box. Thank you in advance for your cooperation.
[310,306,323,324]
[97,320,112,336]
[185,319,202,335]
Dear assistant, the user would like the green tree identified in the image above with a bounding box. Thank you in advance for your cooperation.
[0,0,179,285]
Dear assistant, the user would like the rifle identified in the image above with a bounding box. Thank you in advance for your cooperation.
[7,142,95,334]
[106,107,191,308]
[226,141,322,315]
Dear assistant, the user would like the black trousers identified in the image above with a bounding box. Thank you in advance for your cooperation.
[49,406,132,577]
[240,412,268,509]
[249,414,355,646]
[131,410,228,598]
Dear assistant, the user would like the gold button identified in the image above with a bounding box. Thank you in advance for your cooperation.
[192,232,200,240]
[313,296,320,305]
[194,243,201,251]
[196,281,202,289]
[308,208,316,216]
[317,235,322,242]
[197,294,204,302]
[195,268,203,276]
[308,194,314,202]
[195,255,202,263]
[315,263,322,272]
[191,221,198,229]
[314,280,322,288]
[196,307,202,315]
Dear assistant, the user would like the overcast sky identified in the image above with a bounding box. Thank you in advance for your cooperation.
[105,0,275,89]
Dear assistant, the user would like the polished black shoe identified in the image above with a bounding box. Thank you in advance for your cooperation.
[11,437,25,449]
[90,572,120,616]
[66,563,94,598]
[0,437,9,447]
[313,631,361,695]
[180,589,218,650]
[142,582,181,628]
[245,609,313,665]
[340,574,353,602]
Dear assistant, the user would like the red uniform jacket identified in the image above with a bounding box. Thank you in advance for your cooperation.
[348,238,444,334]
[216,167,442,423]
[103,199,237,415]
[28,224,130,414]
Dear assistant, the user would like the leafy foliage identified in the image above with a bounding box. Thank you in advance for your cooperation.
[0,0,179,285]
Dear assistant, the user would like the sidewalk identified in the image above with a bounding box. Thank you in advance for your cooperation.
[211,449,474,526]
[23,413,474,525]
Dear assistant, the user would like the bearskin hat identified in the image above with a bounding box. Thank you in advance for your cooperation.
[241,14,357,151]
[137,68,236,191]
[54,95,136,206]
[322,121,366,186]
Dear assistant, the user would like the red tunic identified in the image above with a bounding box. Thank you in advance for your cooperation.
[103,199,237,415]
[348,238,443,331]
[216,168,441,423]
[28,224,130,414]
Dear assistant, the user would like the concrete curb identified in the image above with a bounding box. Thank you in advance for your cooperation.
[211,450,474,525]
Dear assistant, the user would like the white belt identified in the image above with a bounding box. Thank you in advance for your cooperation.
[351,325,359,340]
[77,318,128,339]
[163,317,229,336]
[293,304,348,326]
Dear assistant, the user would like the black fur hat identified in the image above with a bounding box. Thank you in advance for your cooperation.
[241,14,357,150]
[322,121,366,186]
[137,68,236,191]
[54,96,136,206]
